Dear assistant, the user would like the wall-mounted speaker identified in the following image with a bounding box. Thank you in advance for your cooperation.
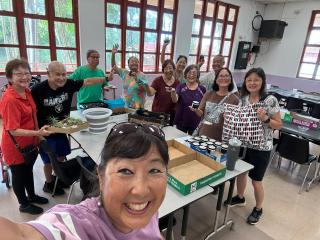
[259,20,288,39]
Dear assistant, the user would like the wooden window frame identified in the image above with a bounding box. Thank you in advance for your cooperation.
[0,0,80,74]
[105,0,179,73]
[190,0,239,72]
[297,10,320,80]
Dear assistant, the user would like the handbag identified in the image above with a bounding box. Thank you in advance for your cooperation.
[192,93,232,136]
[203,93,232,124]
[222,102,266,149]
[7,106,39,166]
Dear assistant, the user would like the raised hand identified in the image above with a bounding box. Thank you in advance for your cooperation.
[112,43,119,54]
[163,38,170,47]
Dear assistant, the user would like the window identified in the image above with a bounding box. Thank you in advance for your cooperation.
[0,0,79,73]
[105,0,178,73]
[189,0,238,71]
[298,10,320,80]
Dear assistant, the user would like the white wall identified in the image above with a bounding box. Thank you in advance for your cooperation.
[253,0,320,78]
[174,0,195,59]
[78,0,105,69]
[222,0,265,71]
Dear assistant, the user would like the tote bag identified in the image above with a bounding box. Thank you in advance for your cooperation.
[222,102,266,149]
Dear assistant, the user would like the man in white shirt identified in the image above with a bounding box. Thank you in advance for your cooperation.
[199,55,238,93]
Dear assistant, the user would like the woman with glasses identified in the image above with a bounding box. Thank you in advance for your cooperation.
[161,40,188,83]
[171,64,206,134]
[0,123,168,239]
[0,59,51,215]
[147,59,180,125]
[111,44,148,109]
[191,68,239,141]
[226,68,282,225]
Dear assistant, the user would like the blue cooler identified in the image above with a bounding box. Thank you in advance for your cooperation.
[105,98,125,109]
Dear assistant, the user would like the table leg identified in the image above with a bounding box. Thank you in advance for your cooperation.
[224,178,236,225]
[166,213,174,240]
[204,183,225,240]
[113,88,116,100]
[181,205,190,240]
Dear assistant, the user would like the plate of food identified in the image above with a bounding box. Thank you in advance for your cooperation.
[47,117,89,134]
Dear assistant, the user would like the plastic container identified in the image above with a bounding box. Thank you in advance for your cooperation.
[105,98,125,109]
[82,108,112,134]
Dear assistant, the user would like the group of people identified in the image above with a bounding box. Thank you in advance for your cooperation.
[0,43,283,238]
[0,51,111,215]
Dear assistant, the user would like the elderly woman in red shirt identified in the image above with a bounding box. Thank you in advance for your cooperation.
[0,59,51,215]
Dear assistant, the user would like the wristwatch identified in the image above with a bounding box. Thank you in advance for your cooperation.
[263,117,270,124]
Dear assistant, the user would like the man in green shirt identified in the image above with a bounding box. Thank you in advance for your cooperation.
[69,50,108,109]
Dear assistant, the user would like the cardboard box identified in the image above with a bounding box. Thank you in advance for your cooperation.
[48,122,90,134]
[167,140,226,195]
[189,144,227,163]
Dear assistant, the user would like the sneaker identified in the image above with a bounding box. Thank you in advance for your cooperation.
[247,207,263,225]
[224,195,246,207]
[19,204,43,215]
[28,195,49,205]
[43,181,65,195]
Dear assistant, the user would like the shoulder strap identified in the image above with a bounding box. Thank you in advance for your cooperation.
[7,130,22,150]
[7,101,36,151]
[217,92,232,105]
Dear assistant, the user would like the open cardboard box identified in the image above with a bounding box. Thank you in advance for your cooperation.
[167,140,226,195]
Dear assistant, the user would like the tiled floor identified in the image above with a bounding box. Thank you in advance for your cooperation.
[0,143,319,239]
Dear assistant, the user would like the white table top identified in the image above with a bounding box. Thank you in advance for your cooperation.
[70,124,188,163]
[70,118,252,218]
[159,185,213,218]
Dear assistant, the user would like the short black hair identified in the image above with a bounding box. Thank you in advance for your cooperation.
[212,67,234,92]
[162,59,176,73]
[176,55,187,63]
[98,128,169,174]
[199,55,205,60]
[240,67,267,100]
[86,49,99,59]
[184,64,200,79]
[127,56,139,65]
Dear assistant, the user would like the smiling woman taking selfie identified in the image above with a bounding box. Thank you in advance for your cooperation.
[0,123,168,240]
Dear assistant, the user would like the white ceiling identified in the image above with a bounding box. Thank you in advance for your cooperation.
[255,0,318,3]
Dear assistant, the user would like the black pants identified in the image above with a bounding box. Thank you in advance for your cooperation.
[10,163,35,206]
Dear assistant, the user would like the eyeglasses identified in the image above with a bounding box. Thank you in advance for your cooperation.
[107,122,165,141]
[218,74,231,79]
[13,72,31,78]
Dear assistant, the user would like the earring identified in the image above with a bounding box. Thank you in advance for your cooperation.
[97,192,103,207]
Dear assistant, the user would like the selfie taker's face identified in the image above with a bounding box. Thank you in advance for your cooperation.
[100,146,167,233]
